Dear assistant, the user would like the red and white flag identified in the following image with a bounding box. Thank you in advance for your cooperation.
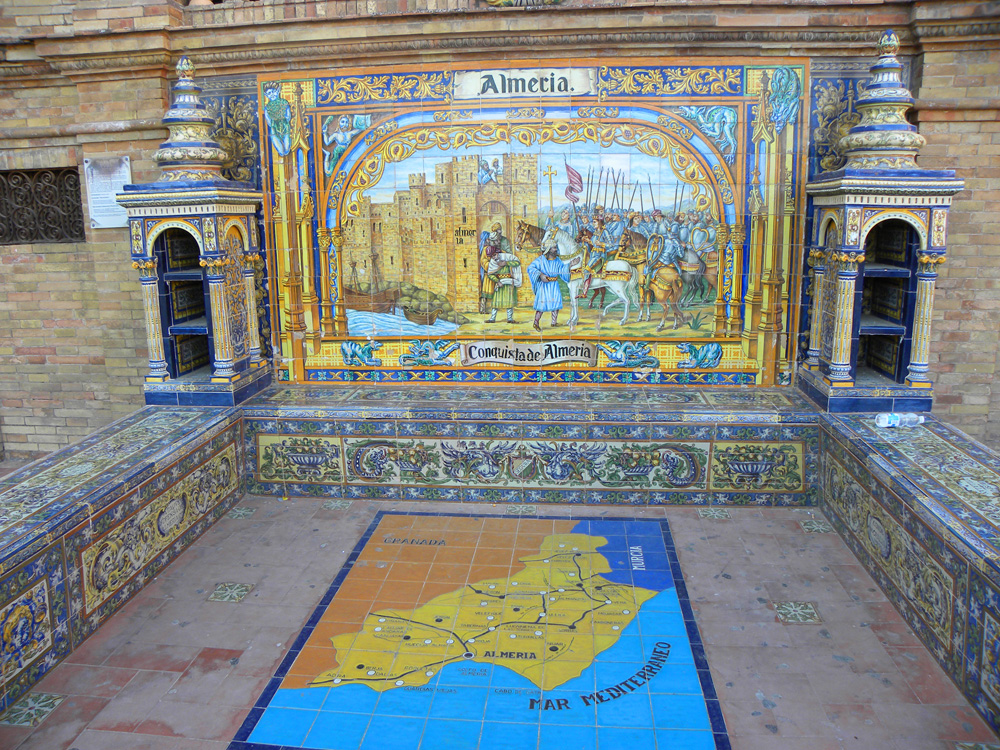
[564,161,583,204]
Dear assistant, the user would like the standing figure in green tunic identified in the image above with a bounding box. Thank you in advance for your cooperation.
[484,223,522,324]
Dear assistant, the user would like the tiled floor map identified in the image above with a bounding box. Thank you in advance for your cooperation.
[231,513,728,750]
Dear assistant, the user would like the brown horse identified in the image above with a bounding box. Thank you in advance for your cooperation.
[513,219,545,252]
[639,264,689,331]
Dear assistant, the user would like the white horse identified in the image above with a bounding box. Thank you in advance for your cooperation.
[539,227,640,327]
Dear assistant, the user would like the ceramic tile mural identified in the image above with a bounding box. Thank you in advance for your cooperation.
[819,418,1000,736]
[967,570,1000,731]
[233,513,729,750]
[823,447,958,645]
[255,59,807,386]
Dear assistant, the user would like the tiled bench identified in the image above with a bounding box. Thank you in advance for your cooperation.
[0,407,241,712]
[821,414,1000,733]
[241,386,822,506]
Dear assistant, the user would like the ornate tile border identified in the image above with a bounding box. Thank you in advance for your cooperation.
[243,412,819,506]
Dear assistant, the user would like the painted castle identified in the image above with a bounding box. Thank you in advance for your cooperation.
[341,153,539,312]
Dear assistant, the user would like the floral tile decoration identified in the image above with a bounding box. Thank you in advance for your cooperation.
[321,499,353,511]
[504,503,538,515]
[0,693,64,727]
[231,512,729,750]
[698,508,731,520]
[209,582,254,603]
[773,601,822,624]
[227,506,256,519]
[800,519,834,533]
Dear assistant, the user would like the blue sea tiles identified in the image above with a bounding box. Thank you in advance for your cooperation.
[229,512,729,750]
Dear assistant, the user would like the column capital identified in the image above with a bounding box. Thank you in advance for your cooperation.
[917,252,946,275]
[831,251,865,273]
[132,256,158,280]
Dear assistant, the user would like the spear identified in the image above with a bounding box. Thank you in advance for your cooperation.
[647,175,655,212]
[594,167,604,214]
[602,168,610,209]
[639,183,645,216]
[672,181,680,215]
[627,180,639,213]
[584,167,593,213]
[611,170,622,212]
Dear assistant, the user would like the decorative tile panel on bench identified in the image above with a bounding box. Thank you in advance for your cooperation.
[0,407,241,713]
[821,415,1000,734]
[243,386,820,505]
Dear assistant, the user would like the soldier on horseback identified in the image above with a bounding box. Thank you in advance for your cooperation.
[579,216,616,298]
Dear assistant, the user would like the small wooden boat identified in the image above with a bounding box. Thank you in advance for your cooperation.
[343,286,400,314]
[402,307,443,326]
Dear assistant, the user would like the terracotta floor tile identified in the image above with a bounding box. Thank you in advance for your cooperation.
[0,724,33,748]
[872,701,997,743]
[88,671,182,732]
[884,645,967,704]
[70,728,231,749]
[104,642,200,672]
[161,648,244,705]
[35,663,138,698]
[134,701,247,740]
[63,616,148,666]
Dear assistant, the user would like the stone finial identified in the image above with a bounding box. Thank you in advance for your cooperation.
[176,55,195,81]
[877,29,900,57]
[151,56,229,184]
[838,28,926,170]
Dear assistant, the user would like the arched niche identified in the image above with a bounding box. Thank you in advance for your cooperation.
[152,227,212,378]
[855,217,923,385]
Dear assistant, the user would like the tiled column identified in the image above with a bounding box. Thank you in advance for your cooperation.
[203,257,235,378]
[245,254,262,364]
[906,252,946,385]
[726,222,745,336]
[806,247,826,367]
[133,256,169,379]
[331,227,348,334]
[828,251,863,382]
[713,222,730,336]
[317,228,335,337]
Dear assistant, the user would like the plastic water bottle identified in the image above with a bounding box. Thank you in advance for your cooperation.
[874,413,925,428]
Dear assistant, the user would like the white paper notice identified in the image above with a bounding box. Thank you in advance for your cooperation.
[84,156,132,229]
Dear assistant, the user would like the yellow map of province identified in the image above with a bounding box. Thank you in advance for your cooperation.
[312,533,656,691]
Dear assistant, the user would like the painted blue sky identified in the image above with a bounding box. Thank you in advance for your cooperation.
[369,139,711,216]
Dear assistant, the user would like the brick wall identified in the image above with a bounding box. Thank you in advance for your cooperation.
[915,44,1000,443]
[0,76,166,457]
